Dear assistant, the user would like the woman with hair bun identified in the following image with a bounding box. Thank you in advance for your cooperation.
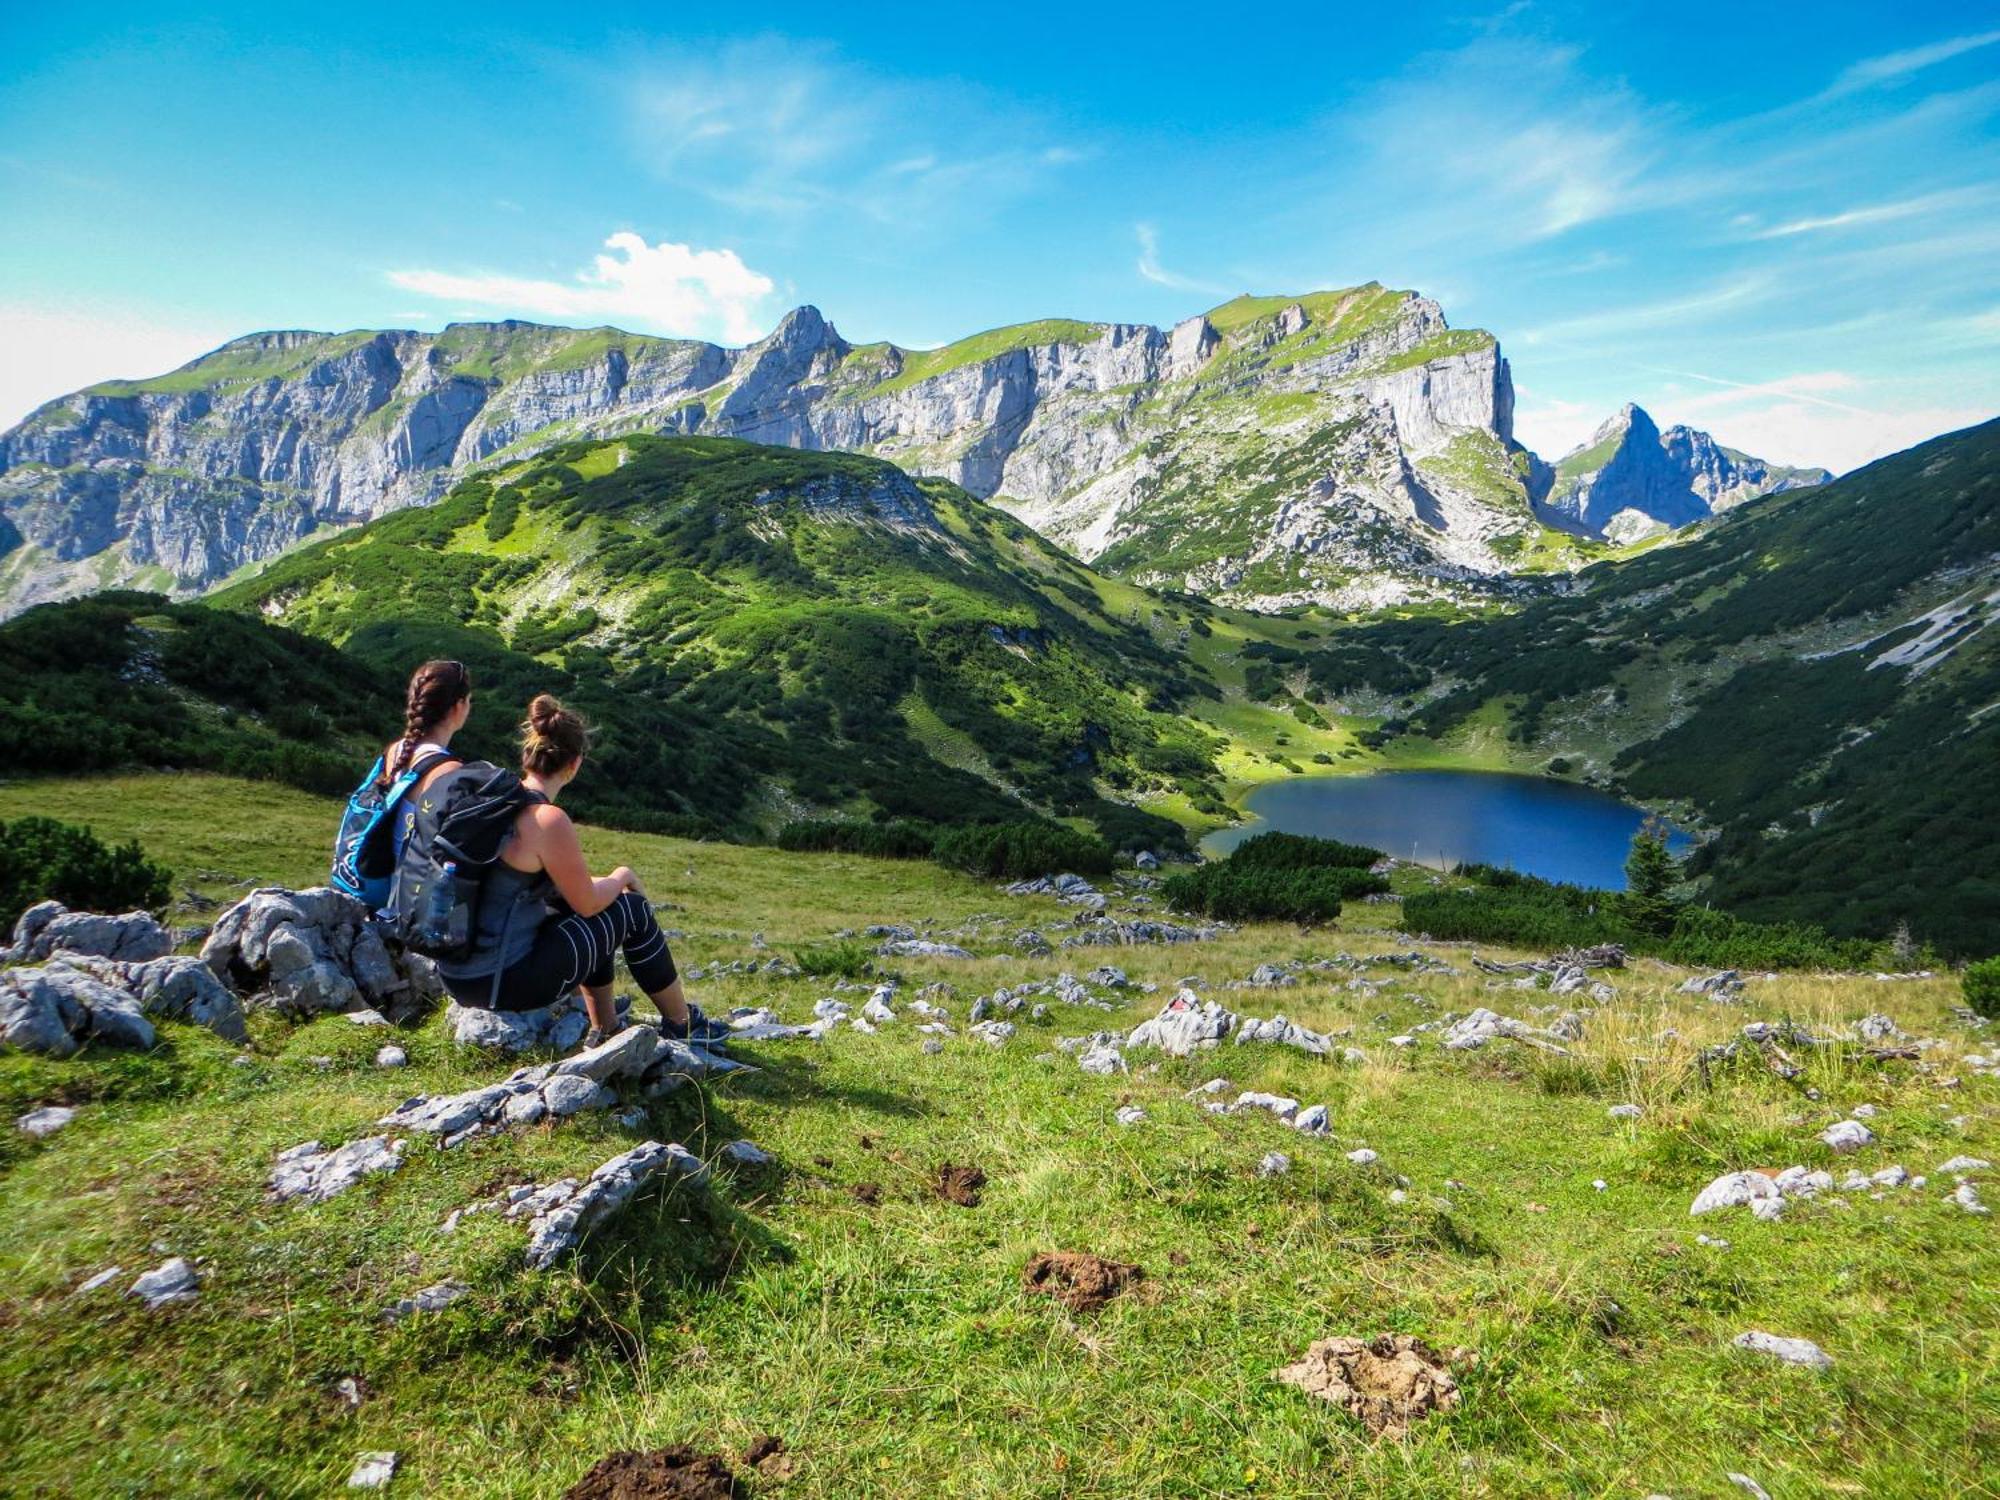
[428,693,728,1046]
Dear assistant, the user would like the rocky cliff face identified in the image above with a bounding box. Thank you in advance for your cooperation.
[1537,404,1830,544]
[0,286,1547,613]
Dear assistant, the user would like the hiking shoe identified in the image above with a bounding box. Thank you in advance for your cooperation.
[662,1003,732,1048]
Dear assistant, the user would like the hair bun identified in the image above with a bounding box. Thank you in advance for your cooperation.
[527,693,562,735]
[519,693,591,776]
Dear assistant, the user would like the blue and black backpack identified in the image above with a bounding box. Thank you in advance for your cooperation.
[330,750,458,910]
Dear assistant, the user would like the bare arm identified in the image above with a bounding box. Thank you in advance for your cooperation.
[521,804,632,917]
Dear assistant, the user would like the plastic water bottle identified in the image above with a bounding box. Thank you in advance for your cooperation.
[420,862,458,946]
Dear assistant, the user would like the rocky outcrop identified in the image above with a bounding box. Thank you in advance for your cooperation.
[0,898,248,1052]
[1538,404,1829,542]
[200,886,439,1021]
[6,902,171,963]
[2,284,1551,614]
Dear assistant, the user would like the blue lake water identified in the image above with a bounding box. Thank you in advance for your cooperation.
[1200,770,1691,890]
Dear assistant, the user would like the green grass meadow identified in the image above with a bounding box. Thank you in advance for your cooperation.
[0,776,1994,1497]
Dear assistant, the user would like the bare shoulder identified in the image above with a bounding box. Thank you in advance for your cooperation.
[521,801,574,841]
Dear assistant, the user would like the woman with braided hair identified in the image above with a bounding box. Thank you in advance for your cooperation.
[379,658,473,794]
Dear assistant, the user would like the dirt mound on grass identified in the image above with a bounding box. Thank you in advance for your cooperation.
[1022,1252,1143,1312]
[1273,1334,1471,1438]
[562,1445,740,1499]
[936,1163,986,1207]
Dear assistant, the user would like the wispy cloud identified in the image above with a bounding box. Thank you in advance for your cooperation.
[1825,28,2000,97]
[1662,368,1867,416]
[388,231,777,343]
[1518,276,1773,345]
[1745,187,1984,239]
[624,39,1080,232]
[1135,224,1229,295]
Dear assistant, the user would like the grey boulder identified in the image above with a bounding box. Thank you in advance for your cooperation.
[7,901,171,963]
[128,1256,199,1308]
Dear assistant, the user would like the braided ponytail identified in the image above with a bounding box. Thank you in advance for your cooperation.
[379,659,472,788]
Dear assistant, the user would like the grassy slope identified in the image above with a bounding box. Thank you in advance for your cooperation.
[2,774,1994,1497]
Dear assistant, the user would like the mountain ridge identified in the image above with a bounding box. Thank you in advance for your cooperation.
[2,290,1817,616]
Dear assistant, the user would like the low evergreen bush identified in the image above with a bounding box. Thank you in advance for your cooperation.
[776,818,937,860]
[791,939,875,979]
[931,820,1114,880]
[1963,957,2000,1020]
[1227,830,1384,871]
[0,817,172,931]
[1161,864,1346,924]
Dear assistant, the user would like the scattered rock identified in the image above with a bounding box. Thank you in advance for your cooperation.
[375,1045,408,1069]
[1346,1148,1379,1166]
[1820,1120,1874,1153]
[878,939,974,960]
[562,1445,740,1500]
[1273,1333,1468,1438]
[1680,970,1744,998]
[1022,1251,1143,1312]
[1293,1104,1331,1135]
[1440,1008,1569,1054]
[347,1451,399,1490]
[721,1139,776,1168]
[1855,1013,1906,1042]
[1608,1103,1643,1120]
[515,1141,709,1270]
[381,1280,469,1323]
[0,961,154,1055]
[446,995,589,1054]
[1689,1171,1781,1217]
[16,1104,76,1137]
[128,1256,199,1308]
[1127,992,1237,1055]
[936,1163,986,1207]
[1937,1155,1990,1174]
[1234,1013,1332,1055]
[6,901,170,963]
[1732,1330,1833,1370]
[1953,1182,1990,1214]
[269,1136,406,1203]
[76,1265,123,1295]
[1078,1036,1127,1075]
[1114,1106,1146,1127]
[1258,1152,1292,1177]
[1727,1472,1774,1500]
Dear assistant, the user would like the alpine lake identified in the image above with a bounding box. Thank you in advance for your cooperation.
[1201,769,1692,889]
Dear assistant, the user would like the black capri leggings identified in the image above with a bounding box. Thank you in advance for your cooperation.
[448,892,678,1013]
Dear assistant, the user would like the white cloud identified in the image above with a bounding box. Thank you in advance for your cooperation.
[1677,400,1993,475]
[0,302,231,430]
[1825,28,2000,97]
[1134,224,1229,295]
[1511,392,1601,459]
[387,231,777,344]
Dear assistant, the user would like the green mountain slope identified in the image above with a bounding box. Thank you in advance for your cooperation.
[1332,417,2000,951]
[182,434,1245,850]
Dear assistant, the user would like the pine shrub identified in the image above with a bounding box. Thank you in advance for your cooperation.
[0,817,172,931]
[1161,864,1346,924]
[1964,957,2000,1020]
[930,821,1114,880]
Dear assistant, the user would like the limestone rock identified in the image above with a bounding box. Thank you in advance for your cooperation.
[381,1281,469,1323]
[1732,1330,1833,1370]
[347,1452,399,1490]
[1127,993,1238,1056]
[16,1104,76,1137]
[0,961,157,1054]
[6,902,171,963]
[1820,1120,1874,1153]
[516,1140,708,1269]
[1690,1171,1781,1216]
[1234,1013,1332,1055]
[128,1256,199,1308]
[446,995,588,1053]
[201,887,439,1020]
[269,1136,406,1203]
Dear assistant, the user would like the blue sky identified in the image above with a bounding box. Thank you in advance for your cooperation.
[3,1,1997,471]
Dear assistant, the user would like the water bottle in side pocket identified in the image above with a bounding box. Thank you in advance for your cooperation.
[419,861,459,948]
